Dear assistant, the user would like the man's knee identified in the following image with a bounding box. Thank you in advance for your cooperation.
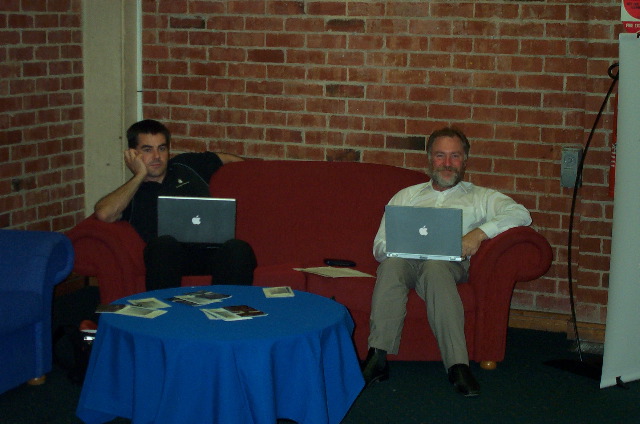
[377,257,412,276]
[220,239,256,265]
[144,235,181,261]
[375,257,417,292]
[422,260,453,276]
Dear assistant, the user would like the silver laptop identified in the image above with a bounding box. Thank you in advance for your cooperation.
[385,205,464,261]
[157,196,236,244]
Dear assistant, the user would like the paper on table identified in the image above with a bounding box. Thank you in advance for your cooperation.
[294,266,374,278]
[96,304,167,319]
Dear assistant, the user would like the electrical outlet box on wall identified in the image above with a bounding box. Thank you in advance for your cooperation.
[561,146,583,188]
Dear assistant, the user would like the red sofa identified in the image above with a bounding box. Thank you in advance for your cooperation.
[67,160,552,368]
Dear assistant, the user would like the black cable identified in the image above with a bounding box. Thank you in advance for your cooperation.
[566,62,619,361]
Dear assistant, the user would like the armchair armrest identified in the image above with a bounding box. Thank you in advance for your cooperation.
[0,230,74,391]
[467,226,553,363]
[0,230,74,294]
[66,216,147,303]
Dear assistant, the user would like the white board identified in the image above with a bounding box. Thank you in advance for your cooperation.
[600,33,640,388]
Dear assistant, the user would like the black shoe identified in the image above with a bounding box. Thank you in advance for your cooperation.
[361,348,389,388]
[448,364,480,397]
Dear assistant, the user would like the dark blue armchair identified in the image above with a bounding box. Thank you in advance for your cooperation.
[0,230,74,394]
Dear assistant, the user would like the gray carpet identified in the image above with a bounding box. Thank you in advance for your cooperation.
[342,329,638,424]
[1,328,639,424]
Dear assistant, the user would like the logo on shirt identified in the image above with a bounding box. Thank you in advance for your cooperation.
[419,226,429,236]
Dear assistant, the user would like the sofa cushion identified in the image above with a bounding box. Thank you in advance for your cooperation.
[0,291,42,333]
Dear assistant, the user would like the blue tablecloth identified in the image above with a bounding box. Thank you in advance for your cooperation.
[76,285,364,424]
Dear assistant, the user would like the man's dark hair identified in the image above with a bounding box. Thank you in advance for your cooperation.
[126,119,171,149]
[426,127,470,159]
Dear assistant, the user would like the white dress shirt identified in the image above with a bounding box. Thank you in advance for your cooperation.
[373,181,532,262]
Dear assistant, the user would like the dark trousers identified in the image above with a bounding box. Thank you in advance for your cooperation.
[143,236,257,291]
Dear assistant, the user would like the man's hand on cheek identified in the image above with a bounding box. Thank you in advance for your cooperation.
[124,149,147,177]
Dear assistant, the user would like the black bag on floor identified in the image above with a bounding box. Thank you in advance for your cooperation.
[52,285,100,384]
[53,324,93,384]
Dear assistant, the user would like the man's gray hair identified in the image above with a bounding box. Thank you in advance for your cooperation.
[426,127,470,159]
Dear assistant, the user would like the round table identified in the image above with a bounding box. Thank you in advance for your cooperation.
[76,285,364,424]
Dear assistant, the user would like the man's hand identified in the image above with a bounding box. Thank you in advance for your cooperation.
[93,150,148,223]
[124,149,148,178]
[217,152,244,164]
[461,228,488,257]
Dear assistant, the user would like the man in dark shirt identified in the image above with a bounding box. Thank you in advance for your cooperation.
[94,119,256,290]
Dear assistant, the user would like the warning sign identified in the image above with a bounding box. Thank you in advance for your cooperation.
[622,0,640,32]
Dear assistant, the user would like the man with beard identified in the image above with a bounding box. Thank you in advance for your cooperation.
[94,119,256,291]
[361,127,531,396]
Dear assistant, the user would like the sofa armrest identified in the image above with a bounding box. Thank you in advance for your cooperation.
[467,226,553,362]
[66,216,147,303]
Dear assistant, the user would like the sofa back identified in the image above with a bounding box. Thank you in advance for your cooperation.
[210,160,427,271]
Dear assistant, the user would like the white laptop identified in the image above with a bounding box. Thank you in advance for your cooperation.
[384,205,465,261]
[157,196,236,244]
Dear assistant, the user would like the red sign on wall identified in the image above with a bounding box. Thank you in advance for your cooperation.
[622,0,640,32]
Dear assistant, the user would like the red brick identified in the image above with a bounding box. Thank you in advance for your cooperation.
[347,2,385,17]
[386,69,427,85]
[329,115,363,131]
[307,66,347,82]
[227,95,265,110]
[428,104,471,120]
[306,98,345,114]
[246,17,284,32]
[268,1,305,16]
[348,34,383,50]
[247,111,286,127]
[247,49,285,63]
[387,35,428,51]
[362,149,405,167]
[385,102,427,119]
[286,49,325,65]
[265,97,304,112]
[308,2,347,16]
[347,100,384,116]
[364,117,405,134]
[211,109,247,124]
[268,33,306,48]
[284,81,323,96]
[325,84,364,99]
[368,52,408,68]
[265,128,302,143]
[229,0,266,14]
[344,132,384,149]
[366,19,409,34]
[207,15,243,31]
[286,145,325,161]
[228,63,267,79]
[169,16,203,30]
[189,31,224,46]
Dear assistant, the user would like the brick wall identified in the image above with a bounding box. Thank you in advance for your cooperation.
[1,0,621,325]
[140,0,621,325]
[0,0,84,231]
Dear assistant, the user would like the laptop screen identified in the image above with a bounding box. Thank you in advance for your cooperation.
[384,205,464,261]
[157,196,236,244]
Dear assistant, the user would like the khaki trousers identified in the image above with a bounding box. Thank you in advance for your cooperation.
[368,257,470,369]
